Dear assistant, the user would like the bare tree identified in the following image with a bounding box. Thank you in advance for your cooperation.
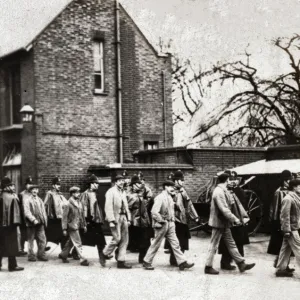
[194,35,300,146]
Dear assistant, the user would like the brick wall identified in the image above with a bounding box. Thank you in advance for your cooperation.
[120,6,173,161]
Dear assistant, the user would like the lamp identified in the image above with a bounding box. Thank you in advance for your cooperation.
[20,103,34,123]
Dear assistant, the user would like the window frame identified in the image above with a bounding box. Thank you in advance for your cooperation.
[93,40,105,94]
[144,141,159,150]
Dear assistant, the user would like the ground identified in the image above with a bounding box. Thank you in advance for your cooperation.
[0,233,299,300]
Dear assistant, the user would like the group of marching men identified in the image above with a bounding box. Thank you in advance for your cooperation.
[2,168,300,275]
[0,170,197,271]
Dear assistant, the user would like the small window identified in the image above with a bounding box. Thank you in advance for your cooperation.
[144,141,159,150]
[93,41,104,93]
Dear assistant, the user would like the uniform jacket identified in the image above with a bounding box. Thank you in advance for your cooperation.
[80,189,104,224]
[269,184,289,221]
[151,190,175,227]
[44,190,68,219]
[208,184,240,228]
[105,185,131,223]
[0,191,22,227]
[23,195,47,227]
[127,191,151,227]
[62,197,86,231]
[173,186,198,224]
[280,191,300,233]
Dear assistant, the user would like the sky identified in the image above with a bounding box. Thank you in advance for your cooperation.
[121,0,300,145]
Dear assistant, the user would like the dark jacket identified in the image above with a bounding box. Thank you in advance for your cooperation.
[62,197,86,231]
[127,191,151,228]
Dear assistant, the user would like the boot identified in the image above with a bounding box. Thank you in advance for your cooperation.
[143,261,155,270]
[286,265,295,272]
[237,261,255,273]
[80,259,89,266]
[179,261,194,271]
[9,266,24,272]
[117,261,132,269]
[204,266,219,275]
[276,269,293,277]
[220,262,236,270]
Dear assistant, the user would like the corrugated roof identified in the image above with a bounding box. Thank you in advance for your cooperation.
[0,0,73,58]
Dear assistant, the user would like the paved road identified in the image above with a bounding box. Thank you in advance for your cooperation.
[0,233,299,300]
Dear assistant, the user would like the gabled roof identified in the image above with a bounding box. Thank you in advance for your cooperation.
[0,0,73,58]
[0,0,166,60]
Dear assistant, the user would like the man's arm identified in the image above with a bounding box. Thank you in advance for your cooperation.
[104,189,115,223]
[151,195,164,223]
[23,197,37,224]
[214,189,240,223]
[280,197,291,233]
[61,204,69,231]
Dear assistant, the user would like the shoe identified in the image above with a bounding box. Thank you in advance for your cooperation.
[276,269,293,277]
[45,246,51,252]
[28,257,37,262]
[117,261,132,269]
[286,266,295,273]
[37,257,48,262]
[204,266,219,275]
[9,266,24,272]
[237,261,255,273]
[18,250,27,257]
[220,263,236,270]
[80,260,89,266]
[179,261,194,271]
[143,261,154,270]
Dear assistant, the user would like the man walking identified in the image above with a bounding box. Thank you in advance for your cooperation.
[143,179,194,271]
[80,174,107,266]
[44,177,68,249]
[59,187,89,266]
[168,170,199,266]
[276,179,300,277]
[127,175,153,263]
[102,174,132,269]
[204,173,255,275]
[268,170,294,271]
[0,177,24,272]
[23,184,48,262]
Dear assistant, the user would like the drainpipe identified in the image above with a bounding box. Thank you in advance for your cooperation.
[115,0,123,163]
[161,70,167,147]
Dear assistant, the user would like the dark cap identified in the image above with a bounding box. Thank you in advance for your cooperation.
[69,186,80,194]
[25,176,33,185]
[88,174,100,184]
[162,180,175,187]
[173,170,184,181]
[281,170,293,181]
[130,175,142,186]
[52,176,61,185]
[289,179,300,190]
[29,184,39,190]
[1,176,13,189]
[115,174,124,181]
[218,173,230,183]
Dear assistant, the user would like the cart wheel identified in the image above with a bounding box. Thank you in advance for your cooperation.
[244,189,263,236]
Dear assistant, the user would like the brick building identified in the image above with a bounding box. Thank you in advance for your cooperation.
[0,0,172,193]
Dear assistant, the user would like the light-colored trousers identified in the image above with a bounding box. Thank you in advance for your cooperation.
[103,215,129,262]
[144,221,186,265]
[206,227,245,267]
[60,230,86,261]
[277,230,300,271]
[27,224,47,259]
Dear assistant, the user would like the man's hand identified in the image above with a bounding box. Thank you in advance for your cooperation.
[234,220,242,226]
[63,230,67,236]
[284,232,291,238]
[109,222,116,228]
[195,218,199,223]
[83,227,87,233]
[33,219,39,225]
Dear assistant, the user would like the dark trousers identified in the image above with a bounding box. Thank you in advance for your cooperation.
[0,256,17,270]
[221,243,244,264]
